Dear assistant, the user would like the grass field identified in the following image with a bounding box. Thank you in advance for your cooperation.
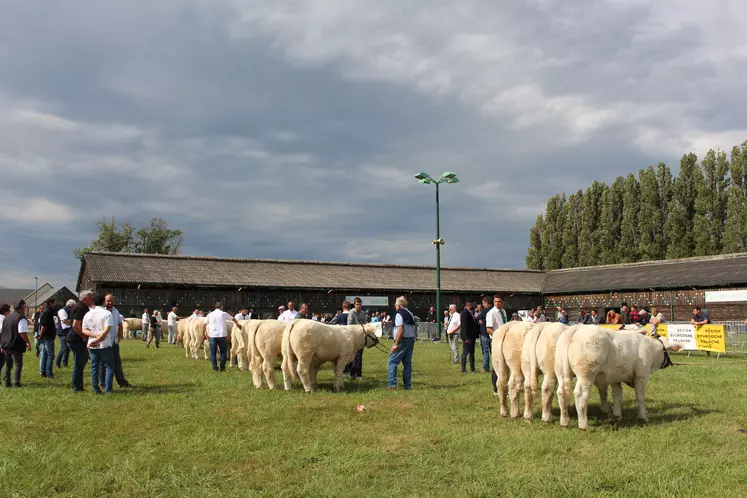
[2,339,746,497]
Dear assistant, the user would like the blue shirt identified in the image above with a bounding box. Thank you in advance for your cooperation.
[394,308,416,339]
[692,311,710,324]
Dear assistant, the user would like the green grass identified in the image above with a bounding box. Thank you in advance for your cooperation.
[2,340,746,497]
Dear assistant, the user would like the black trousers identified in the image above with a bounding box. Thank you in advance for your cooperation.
[68,338,88,392]
[461,340,476,372]
[2,351,24,387]
[348,348,364,377]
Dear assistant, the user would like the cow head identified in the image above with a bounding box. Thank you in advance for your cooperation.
[361,323,380,348]
[649,335,684,371]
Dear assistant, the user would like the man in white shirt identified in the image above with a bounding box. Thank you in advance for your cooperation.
[202,302,243,371]
[141,308,150,342]
[486,294,508,395]
[102,294,132,389]
[234,306,250,322]
[167,307,179,345]
[446,304,461,364]
[55,299,76,368]
[278,302,299,322]
[82,294,115,394]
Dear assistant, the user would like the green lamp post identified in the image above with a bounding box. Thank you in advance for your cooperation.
[414,171,459,340]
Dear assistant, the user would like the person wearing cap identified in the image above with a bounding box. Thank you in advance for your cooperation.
[1,300,31,387]
[276,305,286,320]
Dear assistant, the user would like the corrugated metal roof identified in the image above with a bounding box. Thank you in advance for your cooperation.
[80,252,546,293]
[0,288,33,305]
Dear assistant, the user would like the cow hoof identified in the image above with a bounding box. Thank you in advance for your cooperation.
[523,417,532,424]
[542,418,552,424]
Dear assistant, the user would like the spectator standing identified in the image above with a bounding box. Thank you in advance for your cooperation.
[459,301,479,373]
[486,295,508,394]
[589,309,602,325]
[577,309,593,325]
[476,296,493,373]
[294,303,310,320]
[167,307,179,344]
[387,296,416,390]
[55,299,75,368]
[446,304,461,364]
[202,302,243,372]
[370,312,380,323]
[535,306,548,322]
[1,300,31,387]
[82,294,115,394]
[147,312,161,348]
[102,294,132,389]
[141,308,150,342]
[649,306,667,335]
[278,302,299,322]
[629,305,641,325]
[691,306,711,356]
[425,306,436,324]
[32,305,43,358]
[620,304,631,325]
[638,309,650,326]
[248,308,260,320]
[38,298,57,379]
[558,309,569,325]
[67,291,93,392]
[347,297,367,378]
[235,306,250,322]
[330,301,351,325]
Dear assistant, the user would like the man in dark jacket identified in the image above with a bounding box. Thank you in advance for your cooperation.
[38,298,57,379]
[459,300,480,373]
[425,307,436,324]
[476,297,493,373]
[1,300,31,387]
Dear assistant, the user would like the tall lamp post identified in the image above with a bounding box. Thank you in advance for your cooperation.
[34,276,38,309]
[414,171,459,341]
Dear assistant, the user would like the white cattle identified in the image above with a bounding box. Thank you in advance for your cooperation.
[520,322,568,422]
[554,325,682,430]
[492,321,537,418]
[122,318,143,339]
[281,320,380,392]
[231,319,262,370]
[249,320,287,389]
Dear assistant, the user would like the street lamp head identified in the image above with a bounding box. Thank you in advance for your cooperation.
[439,171,459,184]
[414,172,435,184]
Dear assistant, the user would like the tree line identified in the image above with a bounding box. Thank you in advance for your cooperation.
[74,216,183,260]
[526,141,747,270]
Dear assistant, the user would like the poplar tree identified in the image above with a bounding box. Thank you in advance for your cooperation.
[561,190,583,268]
[723,141,747,252]
[638,166,663,260]
[693,149,730,255]
[665,153,698,258]
[540,194,566,270]
[595,185,617,265]
[526,214,544,270]
[618,173,640,263]
[656,163,673,250]
[578,181,603,266]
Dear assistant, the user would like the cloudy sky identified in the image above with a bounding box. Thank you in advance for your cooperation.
[2,0,746,290]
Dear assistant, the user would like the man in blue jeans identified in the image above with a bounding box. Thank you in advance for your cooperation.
[38,298,57,379]
[387,296,416,390]
[476,296,493,373]
[202,302,243,371]
[82,294,114,394]
[67,291,93,392]
[55,299,75,368]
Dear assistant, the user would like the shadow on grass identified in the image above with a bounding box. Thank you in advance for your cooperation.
[119,383,197,395]
[581,402,720,428]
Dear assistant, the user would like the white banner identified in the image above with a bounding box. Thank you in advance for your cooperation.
[664,323,698,350]
[345,296,389,307]
[705,290,747,303]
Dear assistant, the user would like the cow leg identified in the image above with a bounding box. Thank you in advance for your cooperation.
[203,341,209,360]
[496,363,509,417]
[184,340,190,358]
[251,356,264,389]
[508,370,524,419]
[332,360,346,393]
[556,371,569,427]
[281,357,294,391]
[523,377,534,422]
[574,376,594,431]
[634,376,650,422]
[296,358,314,393]
[309,363,319,389]
[263,358,277,390]
[541,372,557,424]
[596,381,610,416]
[611,383,623,421]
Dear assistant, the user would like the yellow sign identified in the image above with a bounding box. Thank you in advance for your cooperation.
[600,324,623,330]
[595,323,725,353]
[694,324,726,353]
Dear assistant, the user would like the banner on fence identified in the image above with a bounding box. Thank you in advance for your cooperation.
[656,324,726,353]
[345,296,389,307]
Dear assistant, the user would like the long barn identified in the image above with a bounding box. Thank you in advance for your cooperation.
[76,251,747,321]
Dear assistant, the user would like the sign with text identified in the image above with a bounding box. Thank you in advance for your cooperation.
[657,324,725,353]
[345,296,389,307]
[705,290,747,303]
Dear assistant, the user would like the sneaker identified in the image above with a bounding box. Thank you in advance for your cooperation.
[47,375,55,379]
[40,372,46,378]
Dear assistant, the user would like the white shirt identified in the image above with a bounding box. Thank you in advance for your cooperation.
[0,315,4,329]
[278,309,299,323]
[168,311,178,326]
[446,312,461,335]
[486,307,508,331]
[18,316,29,333]
[83,306,114,349]
[108,306,124,345]
[58,308,72,329]
[235,313,249,321]
[142,312,150,325]
[204,309,233,338]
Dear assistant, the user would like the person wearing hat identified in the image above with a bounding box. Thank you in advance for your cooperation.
[276,305,286,319]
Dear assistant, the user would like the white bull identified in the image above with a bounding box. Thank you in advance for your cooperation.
[122,318,143,339]
[231,319,263,370]
[281,320,379,392]
[249,320,287,389]
[492,321,537,418]
[555,325,682,430]
[520,322,567,422]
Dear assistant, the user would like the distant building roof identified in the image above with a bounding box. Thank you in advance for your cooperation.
[78,252,547,293]
[0,288,33,305]
[22,283,54,306]
[543,252,747,294]
[30,286,77,307]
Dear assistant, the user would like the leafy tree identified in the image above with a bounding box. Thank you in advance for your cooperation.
[73,216,134,260]
[540,194,566,270]
[656,163,673,250]
[693,149,730,255]
[665,153,699,258]
[618,173,640,263]
[75,216,183,260]
[723,141,747,252]
[578,181,604,266]
[526,215,544,270]
[638,166,664,260]
[561,190,583,268]
[595,184,617,265]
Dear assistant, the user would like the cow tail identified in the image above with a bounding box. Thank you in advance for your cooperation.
[235,322,246,365]
[562,325,581,403]
[495,323,510,385]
